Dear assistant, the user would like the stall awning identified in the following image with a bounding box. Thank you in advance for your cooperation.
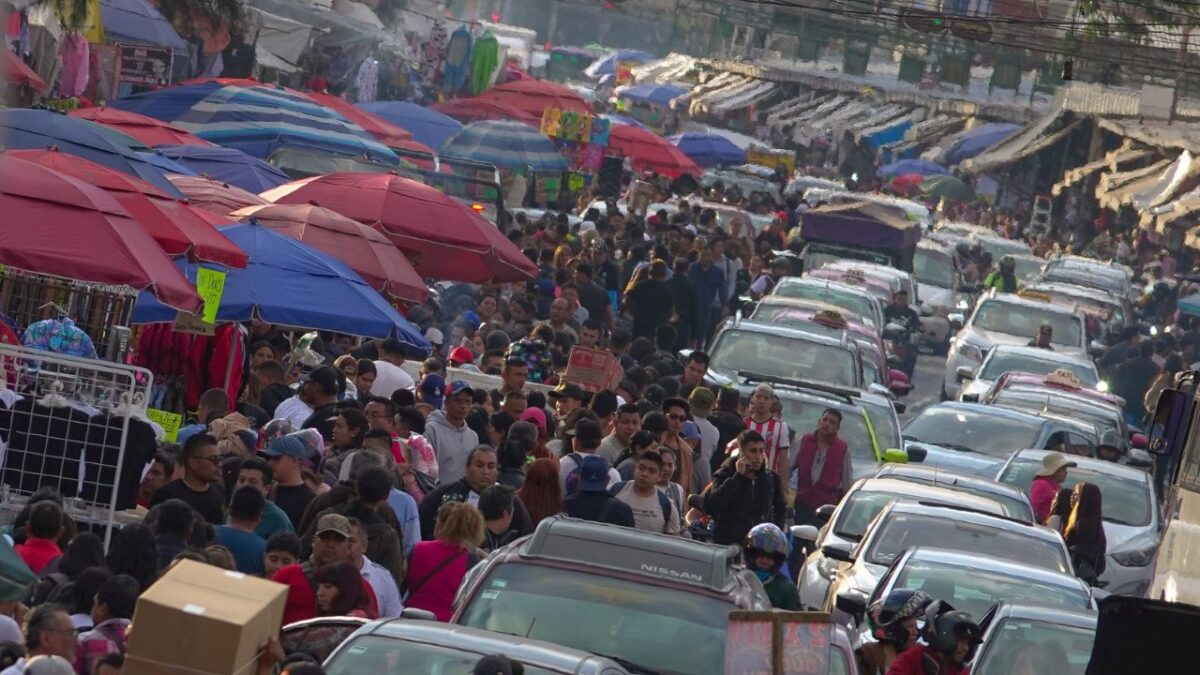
[1098,118,1200,154]
[959,113,1080,174]
[1095,157,1179,210]
[709,81,776,115]
[1140,185,1200,232]
[1051,142,1154,196]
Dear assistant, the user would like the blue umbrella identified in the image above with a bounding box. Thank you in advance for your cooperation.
[100,0,186,50]
[110,82,399,165]
[136,150,198,176]
[357,101,463,151]
[130,223,431,348]
[441,120,568,172]
[877,158,949,178]
[153,144,291,192]
[668,132,747,168]
[0,108,182,196]
[942,123,1022,165]
[606,114,647,129]
[585,49,657,78]
[620,82,688,108]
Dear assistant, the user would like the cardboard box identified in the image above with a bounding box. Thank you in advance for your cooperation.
[563,346,623,393]
[125,559,287,675]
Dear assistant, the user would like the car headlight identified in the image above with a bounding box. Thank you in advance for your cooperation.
[1109,532,1159,567]
[1096,380,1110,393]
[817,556,840,580]
[956,342,983,362]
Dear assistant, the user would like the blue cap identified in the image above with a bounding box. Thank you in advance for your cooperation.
[578,455,611,492]
[462,310,481,326]
[420,373,445,409]
[681,420,701,441]
[262,435,306,459]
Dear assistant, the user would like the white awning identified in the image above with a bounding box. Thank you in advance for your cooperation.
[709,81,776,115]
[960,113,1079,174]
[1052,142,1154,196]
[1095,158,1176,210]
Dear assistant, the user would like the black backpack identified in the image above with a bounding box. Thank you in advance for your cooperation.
[608,481,673,533]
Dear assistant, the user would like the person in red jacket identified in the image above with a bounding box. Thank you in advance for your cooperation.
[792,408,852,526]
[273,513,378,624]
[888,601,981,675]
[15,501,64,574]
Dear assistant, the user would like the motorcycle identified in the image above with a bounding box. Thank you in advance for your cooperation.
[882,321,920,379]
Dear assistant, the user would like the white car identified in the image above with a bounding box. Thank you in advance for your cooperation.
[944,292,1088,400]
[956,344,1100,402]
[913,240,966,352]
[996,449,1162,597]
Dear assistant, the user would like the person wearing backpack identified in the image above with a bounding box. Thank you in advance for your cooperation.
[559,419,620,495]
[611,451,681,535]
[564,456,635,528]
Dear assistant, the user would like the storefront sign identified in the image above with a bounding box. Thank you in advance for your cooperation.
[117,42,173,87]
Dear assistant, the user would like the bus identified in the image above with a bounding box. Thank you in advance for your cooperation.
[1146,372,1200,605]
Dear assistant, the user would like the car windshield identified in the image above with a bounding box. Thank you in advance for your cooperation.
[458,563,732,675]
[894,561,1089,622]
[974,618,1095,675]
[998,461,1153,527]
[834,491,919,540]
[860,399,903,451]
[773,283,877,326]
[972,301,1083,347]
[979,353,1098,385]
[903,408,1042,457]
[710,329,858,387]
[867,514,1069,571]
[776,399,884,465]
[914,248,955,288]
[326,635,563,675]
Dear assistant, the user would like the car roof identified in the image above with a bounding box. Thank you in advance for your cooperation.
[755,296,870,322]
[977,292,1083,316]
[915,401,1055,425]
[721,319,854,348]
[852,478,1006,515]
[750,305,875,340]
[1025,281,1122,305]
[355,620,626,672]
[990,602,1098,628]
[917,239,955,254]
[775,276,878,299]
[1046,255,1130,276]
[994,384,1119,412]
[902,547,1088,589]
[880,499,1049,534]
[873,464,1030,501]
[1004,449,1151,482]
[984,344,1093,365]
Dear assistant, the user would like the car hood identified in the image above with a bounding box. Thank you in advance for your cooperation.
[963,327,1086,357]
[1103,519,1149,550]
[904,440,1005,478]
[845,562,889,597]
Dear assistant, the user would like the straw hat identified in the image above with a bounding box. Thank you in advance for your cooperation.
[1035,451,1077,477]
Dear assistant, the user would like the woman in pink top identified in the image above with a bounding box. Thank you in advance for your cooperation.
[404,501,485,621]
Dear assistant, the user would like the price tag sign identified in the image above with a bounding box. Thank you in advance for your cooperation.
[147,408,183,442]
[196,267,226,324]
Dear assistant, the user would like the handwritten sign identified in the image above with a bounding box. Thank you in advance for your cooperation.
[197,268,226,324]
[173,312,215,336]
[147,408,183,442]
[725,612,836,675]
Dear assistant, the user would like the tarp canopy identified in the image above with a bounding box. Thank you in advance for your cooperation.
[100,0,187,50]
[248,0,387,50]
[1052,142,1153,196]
[960,113,1081,174]
[246,7,313,73]
[1096,153,1191,211]
[619,82,688,108]
[801,201,922,251]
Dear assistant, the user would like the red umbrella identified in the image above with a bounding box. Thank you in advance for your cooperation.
[3,50,47,93]
[260,172,537,284]
[12,149,248,268]
[431,98,537,124]
[305,92,436,158]
[608,124,702,178]
[230,203,428,303]
[0,153,201,312]
[888,173,923,196]
[167,174,268,214]
[68,107,211,147]
[475,79,593,120]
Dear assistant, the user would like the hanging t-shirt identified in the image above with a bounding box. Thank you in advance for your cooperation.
[84,414,157,510]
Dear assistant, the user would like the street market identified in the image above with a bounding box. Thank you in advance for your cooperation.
[3,1,1200,674]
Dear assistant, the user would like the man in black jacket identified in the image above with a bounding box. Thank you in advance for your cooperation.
[418,446,534,539]
[564,456,635,527]
[701,430,787,546]
[709,387,746,474]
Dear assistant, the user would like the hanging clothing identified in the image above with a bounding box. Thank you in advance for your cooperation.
[56,31,89,97]
[442,26,473,94]
[83,413,157,510]
[419,20,448,87]
[355,58,379,103]
[470,31,499,96]
[0,398,91,497]
[22,319,97,358]
[81,0,105,44]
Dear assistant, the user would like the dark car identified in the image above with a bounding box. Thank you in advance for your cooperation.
[450,516,770,675]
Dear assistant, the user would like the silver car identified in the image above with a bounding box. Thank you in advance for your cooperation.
[971,604,1096,675]
[955,344,1100,402]
[770,276,885,330]
[820,501,1072,623]
[871,463,1036,523]
[995,449,1162,597]
[796,479,1007,611]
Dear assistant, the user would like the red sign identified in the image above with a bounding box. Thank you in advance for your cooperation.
[563,346,622,393]
[725,612,836,675]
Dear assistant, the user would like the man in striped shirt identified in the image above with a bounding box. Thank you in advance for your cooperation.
[744,384,792,478]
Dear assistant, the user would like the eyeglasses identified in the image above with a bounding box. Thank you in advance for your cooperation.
[668,414,687,422]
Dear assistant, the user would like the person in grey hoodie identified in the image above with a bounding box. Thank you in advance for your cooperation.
[424,380,479,485]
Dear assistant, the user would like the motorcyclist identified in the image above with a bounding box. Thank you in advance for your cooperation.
[886,600,982,675]
[743,523,800,610]
[955,242,979,283]
[855,590,932,675]
[883,289,922,378]
[976,250,994,281]
[983,254,1020,293]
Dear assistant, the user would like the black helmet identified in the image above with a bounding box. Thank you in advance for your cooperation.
[980,250,993,264]
[955,241,971,258]
[922,600,982,656]
[867,589,932,645]
[1000,255,1016,271]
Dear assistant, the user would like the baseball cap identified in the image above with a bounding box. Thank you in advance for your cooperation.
[306,365,339,396]
[689,387,715,415]
[315,513,351,539]
[519,406,547,431]
[262,435,307,459]
[548,382,585,401]
[419,373,446,409]
[446,379,474,398]
[577,455,611,492]
[568,418,603,445]
[448,346,474,366]
[681,420,701,441]
[425,327,444,344]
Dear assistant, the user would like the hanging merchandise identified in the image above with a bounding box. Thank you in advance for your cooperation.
[356,57,379,103]
[22,318,98,359]
[56,30,90,97]
[420,19,448,90]
[470,31,499,96]
[82,0,104,43]
[589,116,610,147]
[442,25,473,95]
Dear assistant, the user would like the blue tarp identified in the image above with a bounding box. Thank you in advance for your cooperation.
[942,123,1022,165]
[100,0,187,50]
[356,101,463,151]
[668,132,746,168]
[620,83,688,108]
[877,158,948,178]
[154,144,291,192]
[862,119,913,150]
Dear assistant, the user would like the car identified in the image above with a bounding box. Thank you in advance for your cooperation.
[705,318,865,389]
[806,267,896,308]
[795,478,1008,610]
[450,517,770,675]
[770,276,885,330]
[973,233,1032,258]
[822,260,918,302]
[970,604,1096,675]
[1041,255,1134,300]
[983,382,1131,454]
[902,402,1100,477]
[913,240,967,352]
[732,374,907,478]
[944,292,1088,399]
[785,175,844,197]
[995,450,1162,597]
[1020,282,1132,341]
[871,463,1036,523]
[983,371,1122,408]
[804,188,932,229]
[320,620,633,674]
[820,501,1073,623]
[955,344,1101,402]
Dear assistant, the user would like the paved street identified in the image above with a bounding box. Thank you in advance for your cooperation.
[900,353,948,423]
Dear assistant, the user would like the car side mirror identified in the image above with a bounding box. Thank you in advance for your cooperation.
[1127,448,1154,468]
[790,525,820,554]
[882,322,909,342]
[835,590,869,624]
[400,608,437,621]
[882,448,908,464]
[892,400,908,414]
[822,543,856,564]
[815,504,836,524]
[1089,340,1107,356]
[948,313,965,329]
[956,365,975,381]
[906,446,928,462]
